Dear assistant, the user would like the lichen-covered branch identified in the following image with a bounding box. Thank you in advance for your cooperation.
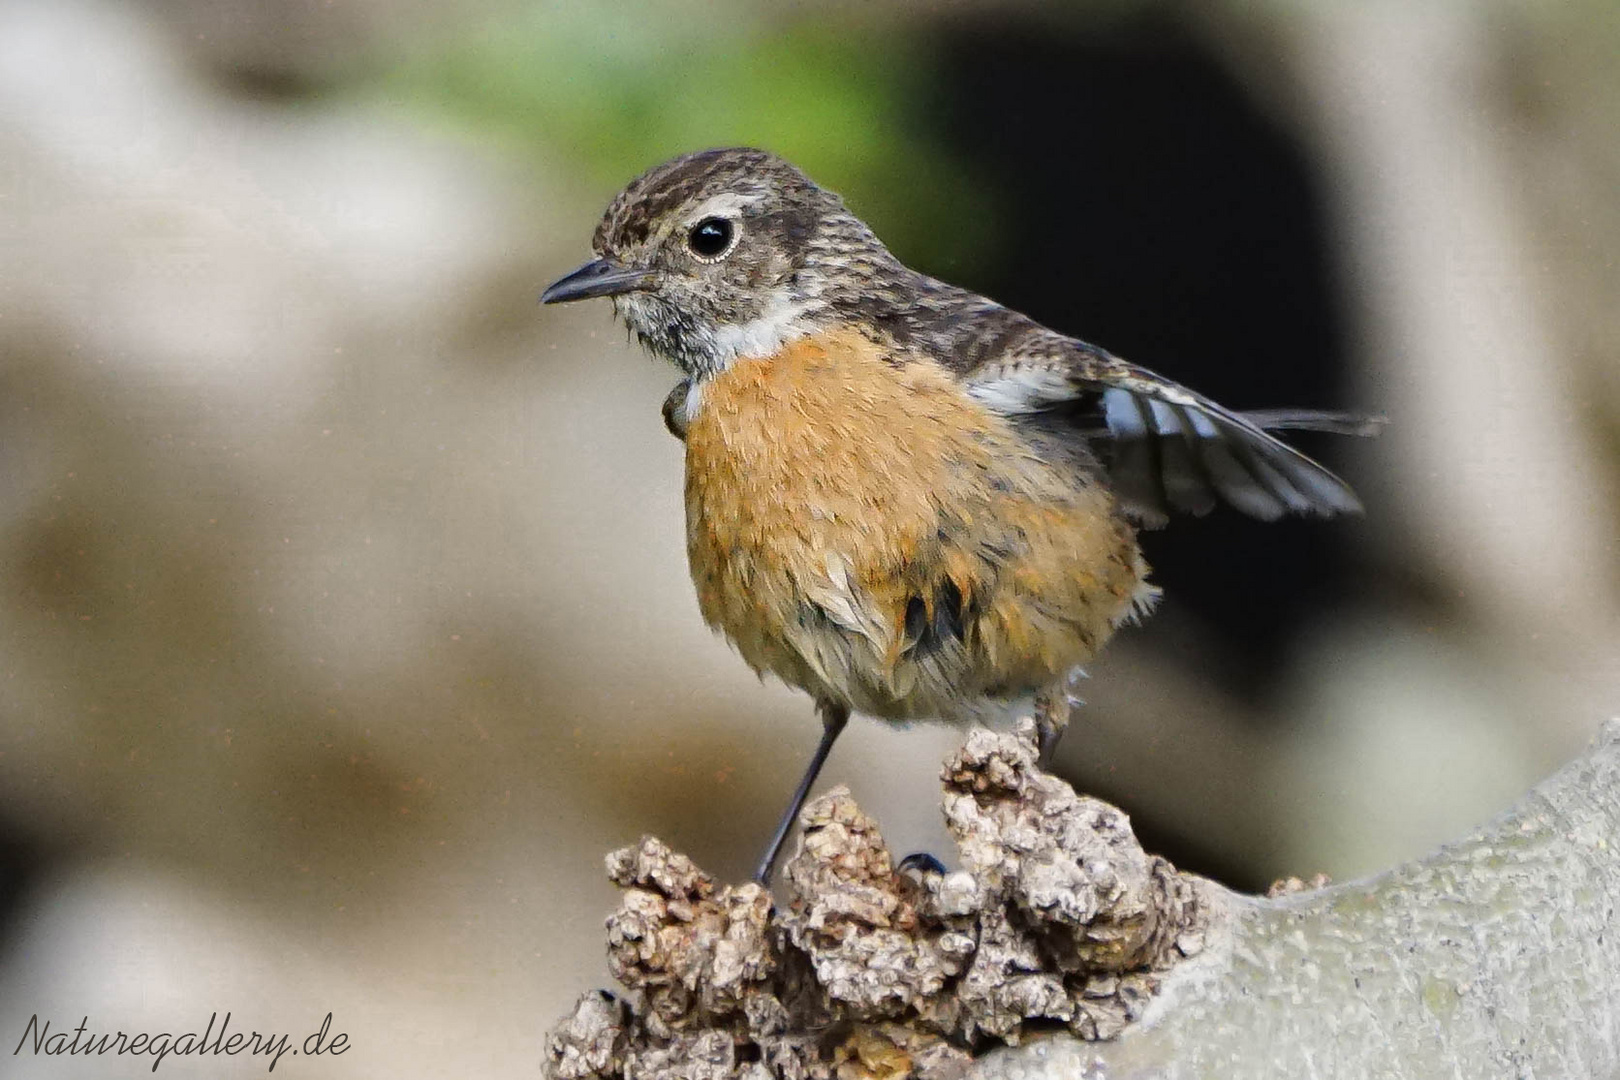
[974,718,1620,1079]
[544,719,1620,1080]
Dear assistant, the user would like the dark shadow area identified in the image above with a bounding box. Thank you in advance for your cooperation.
[920,12,1361,706]
[0,822,47,957]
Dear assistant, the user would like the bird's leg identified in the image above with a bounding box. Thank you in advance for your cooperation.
[753,700,850,885]
[1034,680,1076,765]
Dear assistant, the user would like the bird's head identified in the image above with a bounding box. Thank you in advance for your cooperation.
[542,147,893,378]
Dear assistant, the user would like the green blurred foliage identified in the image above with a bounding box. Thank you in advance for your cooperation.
[375,0,1002,276]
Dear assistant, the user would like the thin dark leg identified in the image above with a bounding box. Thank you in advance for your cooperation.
[753,701,849,885]
[1037,723,1063,766]
[1034,684,1071,766]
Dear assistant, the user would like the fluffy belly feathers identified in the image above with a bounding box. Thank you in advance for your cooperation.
[682,330,1149,722]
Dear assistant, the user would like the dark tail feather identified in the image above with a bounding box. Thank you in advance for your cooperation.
[1241,409,1387,438]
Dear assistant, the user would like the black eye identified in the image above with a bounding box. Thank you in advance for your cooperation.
[687,217,734,259]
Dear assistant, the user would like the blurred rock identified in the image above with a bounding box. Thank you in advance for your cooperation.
[0,1,1617,1076]
[139,0,498,89]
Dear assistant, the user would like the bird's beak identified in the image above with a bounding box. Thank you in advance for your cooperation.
[540,258,653,304]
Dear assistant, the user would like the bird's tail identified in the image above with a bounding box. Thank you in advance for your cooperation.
[1240,409,1387,438]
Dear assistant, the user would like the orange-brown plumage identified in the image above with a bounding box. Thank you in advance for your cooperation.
[684,328,1149,725]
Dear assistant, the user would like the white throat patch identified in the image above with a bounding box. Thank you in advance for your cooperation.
[705,295,814,367]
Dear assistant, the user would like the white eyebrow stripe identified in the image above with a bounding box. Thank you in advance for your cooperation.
[684,191,766,224]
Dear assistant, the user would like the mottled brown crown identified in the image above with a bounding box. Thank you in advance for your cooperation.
[583,147,913,377]
[593,148,825,253]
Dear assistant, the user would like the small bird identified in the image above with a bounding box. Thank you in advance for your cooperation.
[542,148,1376,884]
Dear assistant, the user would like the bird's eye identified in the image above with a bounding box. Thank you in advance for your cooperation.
[687,217,735,260]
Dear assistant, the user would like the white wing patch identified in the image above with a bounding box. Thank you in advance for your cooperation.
[965,366,1074,414]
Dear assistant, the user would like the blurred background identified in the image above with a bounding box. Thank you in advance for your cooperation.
[0,0,1616,1075]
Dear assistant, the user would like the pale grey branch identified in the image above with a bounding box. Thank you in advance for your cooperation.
[974,718,1620,1080]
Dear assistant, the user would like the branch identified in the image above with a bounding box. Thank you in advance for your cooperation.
[976,718,1620,1079]
[543,719,1620,1079]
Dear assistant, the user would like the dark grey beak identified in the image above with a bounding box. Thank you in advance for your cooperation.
[540,258,652,304]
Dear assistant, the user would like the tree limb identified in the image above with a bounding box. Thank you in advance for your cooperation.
[976,718,1620,1079]
[543,719,1620,1079]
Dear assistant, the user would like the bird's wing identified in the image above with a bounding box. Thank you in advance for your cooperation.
[959,326,1379,527]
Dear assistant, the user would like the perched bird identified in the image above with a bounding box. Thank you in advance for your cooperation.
[542,147,1376,884]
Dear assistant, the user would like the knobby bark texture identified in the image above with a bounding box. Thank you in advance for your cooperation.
[544,719,1620,1080]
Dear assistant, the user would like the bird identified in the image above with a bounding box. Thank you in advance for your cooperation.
[541,147,1377,885]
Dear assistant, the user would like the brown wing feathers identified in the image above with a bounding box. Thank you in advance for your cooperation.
[958,325,1375,526]
[825,270,1375,527]
[1089,374,1363,524]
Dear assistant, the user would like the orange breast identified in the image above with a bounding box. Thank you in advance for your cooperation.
[682,328,1149,722]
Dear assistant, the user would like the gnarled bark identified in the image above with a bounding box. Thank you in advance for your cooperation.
[975,719,1620,1079]
[544,718,1620,1079]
